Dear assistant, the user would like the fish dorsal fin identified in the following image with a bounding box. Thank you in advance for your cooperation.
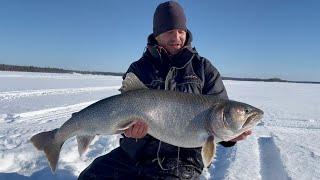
[119,72,148,93]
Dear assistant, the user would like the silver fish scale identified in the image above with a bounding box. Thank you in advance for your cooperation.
[55,89,218,148]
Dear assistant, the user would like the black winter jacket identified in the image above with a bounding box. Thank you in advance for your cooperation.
[120,30,235,170]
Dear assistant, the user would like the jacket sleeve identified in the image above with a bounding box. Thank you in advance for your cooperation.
[122,63,138,80]
[120,61,154,160]
[202,59,228,99]
[202,59,236,147]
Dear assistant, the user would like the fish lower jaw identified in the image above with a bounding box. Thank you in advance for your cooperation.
[213,136,224,143]
[215,133,238,142]
[242,113,262,128]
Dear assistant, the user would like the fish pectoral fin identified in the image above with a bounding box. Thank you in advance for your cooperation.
[76,135,95,156]
[119,72,148,93]
[201,136,216,168]
[115,120,137,134]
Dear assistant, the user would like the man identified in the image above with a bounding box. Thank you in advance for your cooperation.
[79,1,251,179]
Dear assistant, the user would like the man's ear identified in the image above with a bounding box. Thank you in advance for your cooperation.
[155,35,160,44]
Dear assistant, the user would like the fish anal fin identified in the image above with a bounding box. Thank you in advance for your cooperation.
[119,73,148,93]
[201,136,216,168]
[76,135,95,156]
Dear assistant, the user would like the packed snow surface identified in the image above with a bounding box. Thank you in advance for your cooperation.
[0,71,319,180]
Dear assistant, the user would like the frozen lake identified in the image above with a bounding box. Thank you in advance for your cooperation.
[0,71,319,180]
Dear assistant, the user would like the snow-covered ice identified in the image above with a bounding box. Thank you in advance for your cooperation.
[0,71,319,180]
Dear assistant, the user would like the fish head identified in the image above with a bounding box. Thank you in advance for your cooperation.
[209,100,264,141]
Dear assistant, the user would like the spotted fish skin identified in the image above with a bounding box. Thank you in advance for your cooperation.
[30,73,263,172]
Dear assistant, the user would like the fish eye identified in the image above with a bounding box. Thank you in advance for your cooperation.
[245,108,251,114]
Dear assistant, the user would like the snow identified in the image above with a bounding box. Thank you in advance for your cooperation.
[0,71,319,180]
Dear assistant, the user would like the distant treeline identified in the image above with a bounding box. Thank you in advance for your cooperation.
[1,64,319,84]
[0,64,123,76]
[222,77,320,84]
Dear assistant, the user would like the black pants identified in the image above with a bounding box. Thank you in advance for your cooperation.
[78,147,202,180]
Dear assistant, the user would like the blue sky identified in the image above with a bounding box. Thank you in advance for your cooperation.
[0,0,319,81]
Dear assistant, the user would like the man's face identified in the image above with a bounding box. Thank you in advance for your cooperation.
[155,29,187,55]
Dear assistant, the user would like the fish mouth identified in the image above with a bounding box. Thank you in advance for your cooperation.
[242,112,262,128]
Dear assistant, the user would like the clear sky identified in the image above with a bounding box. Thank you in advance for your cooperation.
[0,0,319,81]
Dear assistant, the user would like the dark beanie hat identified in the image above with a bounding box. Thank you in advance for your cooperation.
[153,1,187,37]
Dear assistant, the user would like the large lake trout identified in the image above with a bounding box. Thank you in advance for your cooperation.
[31,73,263,172]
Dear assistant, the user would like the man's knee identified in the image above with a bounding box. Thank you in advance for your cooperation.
[143,158,202,180]
[78,147,135,179]
[78,155,111,179]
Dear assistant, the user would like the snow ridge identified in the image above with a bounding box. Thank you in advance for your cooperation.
[258,137,290,180]
[0,86,120,100]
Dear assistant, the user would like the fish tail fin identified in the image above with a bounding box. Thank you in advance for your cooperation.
[76,135,95,156]
[30,129,63,173]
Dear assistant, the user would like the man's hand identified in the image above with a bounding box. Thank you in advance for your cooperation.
[230,130,252,142]
[124,121,148,139]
